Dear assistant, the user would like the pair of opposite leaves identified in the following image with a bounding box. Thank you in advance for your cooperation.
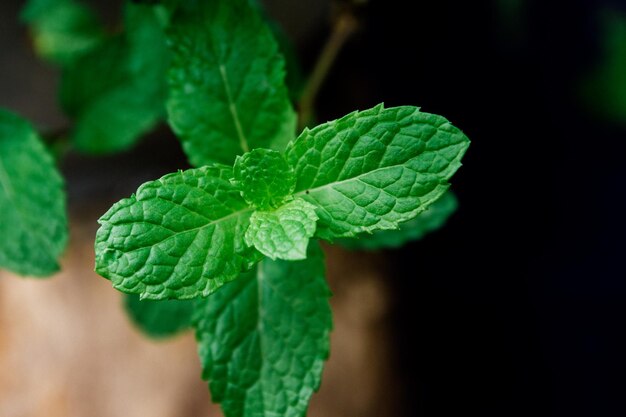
[95,104,470,301]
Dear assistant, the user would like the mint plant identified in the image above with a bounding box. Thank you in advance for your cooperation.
[96,102,468,301]
[3,0,470,415]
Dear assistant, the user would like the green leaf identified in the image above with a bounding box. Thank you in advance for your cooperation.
[153,0,181,13]
[245,198,318,260]
[166,0,296,166]
[339,190,458,250]
[0,109,68,276]
[21,0,104,66]
[193,242,331,417]
[124,294,195,338]
[95,165,262,300]
[60,3,169,154]
[232,148,295,210]
[286,104,470,240]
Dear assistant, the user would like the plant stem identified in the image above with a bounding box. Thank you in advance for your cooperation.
[298,10,358,130]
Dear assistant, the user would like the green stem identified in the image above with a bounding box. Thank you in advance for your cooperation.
[298,11,358,130]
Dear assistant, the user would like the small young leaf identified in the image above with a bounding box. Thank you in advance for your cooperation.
[166,0,296,166]
[95,165,261,300]
[286,104,470,240]
[232,148,295,210]
[193,242,331,417]
[245,198,318,260]
[339,190,458,250]
[60,3,168,154]
[21,0,104,66]
[124,294,195,338]
[0,109,68,277]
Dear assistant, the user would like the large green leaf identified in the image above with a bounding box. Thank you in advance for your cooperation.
[166,0,296,166]
[95,165,261,300]
[0,109,68,276]
[193,242,332,417]
[286,104,470,240]
[339,190,458,250]
[60,3,168,154]
[21,0,104,66]
[124,294,195,338]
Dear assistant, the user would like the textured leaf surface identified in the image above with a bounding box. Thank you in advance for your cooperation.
[194,243,331,417]
[95,165,261,300]
[0,109,68,276]
[232,148,295,209]
[22,0,104,65]
[286,104,470,240]
[339,190,458,250]
[166,0,296,166]
[60,3,168,154]
[245,198,318,260]
[125,294,195,338]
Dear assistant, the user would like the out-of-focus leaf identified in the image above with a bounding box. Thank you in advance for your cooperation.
[166,0,296,166]
[125,294,195,338]
[22,0,104,65]
[60,3,169,154]
[580,10,626,125]
[0,109,68,277]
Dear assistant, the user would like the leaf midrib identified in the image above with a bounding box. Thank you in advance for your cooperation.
[112,205,254,257]
[292,139,466,198]
[218,63,249,153]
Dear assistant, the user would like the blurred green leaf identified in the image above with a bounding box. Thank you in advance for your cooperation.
[166,0,296,166]
[0,109,68,277]
[60,3,169,154]
[125,294,195,338]
[580,10,626,125]
[22,0,104,65]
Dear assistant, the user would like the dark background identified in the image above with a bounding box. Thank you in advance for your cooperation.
[334,1,626,416]
[2,0,625,416]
